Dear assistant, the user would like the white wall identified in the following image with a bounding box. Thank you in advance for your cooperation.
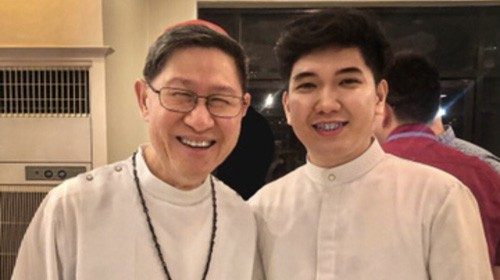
[103,0,149,163]
[0,0,103,46]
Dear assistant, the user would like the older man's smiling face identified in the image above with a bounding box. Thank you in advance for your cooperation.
[136,47,250,189]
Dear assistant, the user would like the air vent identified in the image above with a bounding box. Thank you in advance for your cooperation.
[0,191,48,279]
[0,67,90,116]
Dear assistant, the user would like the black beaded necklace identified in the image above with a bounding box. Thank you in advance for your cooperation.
[132,152,217,280]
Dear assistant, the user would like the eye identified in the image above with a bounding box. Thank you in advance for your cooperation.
[339,78,361,87]
[164,90,194,104]
[169,90,193,98]
[208,95,235,107]
[294,82,317,92]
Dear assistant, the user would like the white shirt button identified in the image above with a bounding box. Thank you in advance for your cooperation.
[328,174,336,181]
[114,165,122,172]
[86,174,94,181]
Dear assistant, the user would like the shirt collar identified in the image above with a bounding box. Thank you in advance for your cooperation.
[438,125,456,145]
[386,123,437,142]
[133,145,211,206]
[304,139,386,187]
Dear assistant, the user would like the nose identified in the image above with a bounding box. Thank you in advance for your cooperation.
[183,99,215,132]
[314,87,341,114]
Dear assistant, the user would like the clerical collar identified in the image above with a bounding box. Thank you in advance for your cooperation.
[134,145,211,206]
[304,139,385,187]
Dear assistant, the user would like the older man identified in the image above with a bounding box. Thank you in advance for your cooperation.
[12,20,256,280]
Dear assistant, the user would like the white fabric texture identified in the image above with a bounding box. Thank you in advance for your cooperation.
[250,140,492,280]
[12,146,256,280]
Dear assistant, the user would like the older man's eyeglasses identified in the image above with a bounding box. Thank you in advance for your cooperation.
[147,82,247,118]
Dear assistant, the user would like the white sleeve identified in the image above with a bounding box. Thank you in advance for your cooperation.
[428,184,493,279]
[11,186,77,280]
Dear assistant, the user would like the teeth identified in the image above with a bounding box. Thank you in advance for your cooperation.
[180,138,213,148]
[314,122,343,131]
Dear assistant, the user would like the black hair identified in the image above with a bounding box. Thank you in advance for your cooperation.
[143,25,248,91]
[385,53,441,124]
[275,8,392,83]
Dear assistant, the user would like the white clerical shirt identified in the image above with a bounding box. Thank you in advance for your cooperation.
[12,146,256,280]
[249,140,492,280]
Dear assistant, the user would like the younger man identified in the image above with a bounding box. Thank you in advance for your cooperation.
[250,9,492,279]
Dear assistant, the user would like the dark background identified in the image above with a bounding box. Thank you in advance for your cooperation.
[200,6,500,182]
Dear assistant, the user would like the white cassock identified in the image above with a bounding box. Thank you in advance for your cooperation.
[249,140,492,280]
[12,146,256,280]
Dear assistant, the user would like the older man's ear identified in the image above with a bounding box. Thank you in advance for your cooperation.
[135,80,150,120]
[241,92,252,117]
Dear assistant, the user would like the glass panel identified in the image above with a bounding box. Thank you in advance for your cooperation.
[440,79,475,140]
[196,11,240,40]
[377,7,479,78]
[478,77,500,155]
[248,80,306,181]
[241,13,295,80]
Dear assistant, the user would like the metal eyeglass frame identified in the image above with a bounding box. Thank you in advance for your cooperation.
[146,81,247,119]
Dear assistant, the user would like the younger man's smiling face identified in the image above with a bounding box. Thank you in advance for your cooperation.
[283,46,387,168]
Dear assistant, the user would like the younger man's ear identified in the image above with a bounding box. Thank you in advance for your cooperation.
[282,90,291,125]
[375,79,388,116]
[134,79,150,120]
[373,103,393,143]
[381,104,393,128]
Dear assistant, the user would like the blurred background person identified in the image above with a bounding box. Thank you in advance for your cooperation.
[375,52,500,277]
[215,105,275,200]
[430,116,500,173]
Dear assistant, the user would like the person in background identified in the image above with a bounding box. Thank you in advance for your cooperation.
[374,52,500,278]
[430,116,500,173]
[12,20,257,280]
[249,9,493,280]
[215,105,275,200]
